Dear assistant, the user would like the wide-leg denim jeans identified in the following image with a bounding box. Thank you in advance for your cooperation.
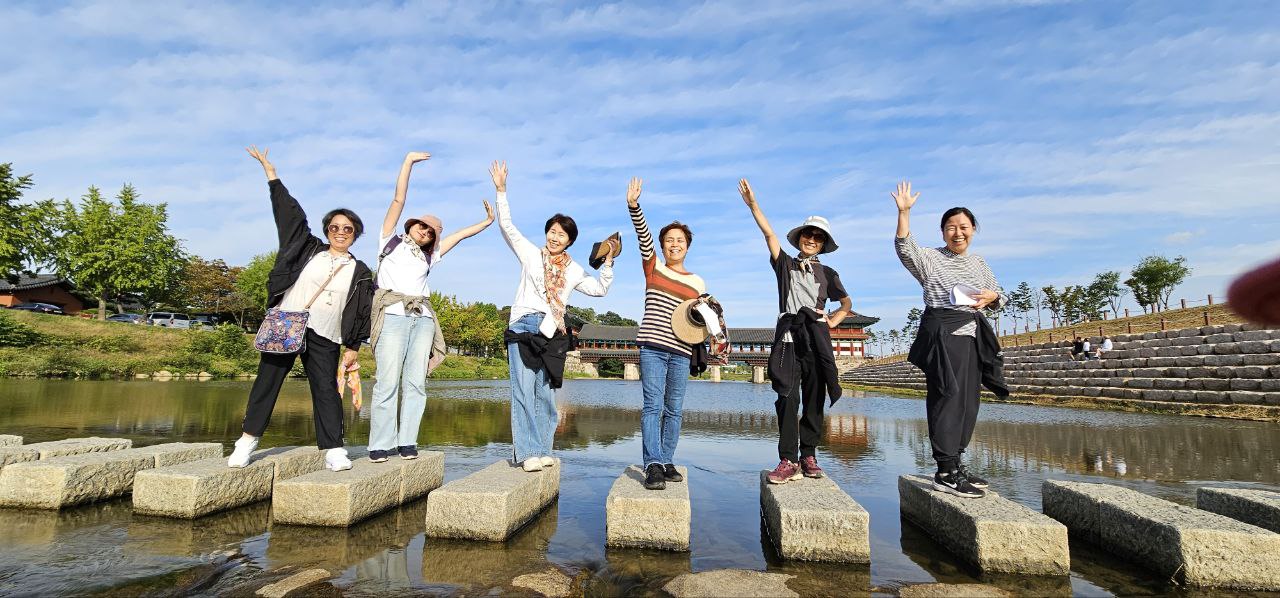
[369,313,435,451]
[507,312,557,463]
[639,346,690,467]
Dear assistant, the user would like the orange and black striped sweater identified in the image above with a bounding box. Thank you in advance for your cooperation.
[630,203,706,357]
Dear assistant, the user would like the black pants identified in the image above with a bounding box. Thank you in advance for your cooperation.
[924,333,980,472]
[775,347,825,462]
[242,328,345,450]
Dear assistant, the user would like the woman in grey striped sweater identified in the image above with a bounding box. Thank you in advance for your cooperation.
[893,181,1007,499]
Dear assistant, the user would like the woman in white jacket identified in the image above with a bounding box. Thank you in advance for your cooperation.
[490,161,614,472]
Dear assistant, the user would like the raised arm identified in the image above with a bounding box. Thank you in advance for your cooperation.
[437,199,494,258]
[383,151,431,239]
[625,177,655,263]
[490,160,532,254]
[892,181,932,284]
[739,178,780,260]
[574,264,614,297]
[248,146,312,251]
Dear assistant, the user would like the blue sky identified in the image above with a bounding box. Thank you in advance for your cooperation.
[3,1,1278,332]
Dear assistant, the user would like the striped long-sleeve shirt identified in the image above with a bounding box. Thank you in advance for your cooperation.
[630,203,706,356]
[895,233,1006,337]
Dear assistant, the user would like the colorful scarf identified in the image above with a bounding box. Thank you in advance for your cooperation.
[542,247,572,332]
[337,362,363,411]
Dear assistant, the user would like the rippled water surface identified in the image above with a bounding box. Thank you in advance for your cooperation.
[0,378,1276,596]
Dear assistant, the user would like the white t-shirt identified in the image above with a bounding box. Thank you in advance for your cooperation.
[279,251,356,344]
[376,233,437,316]
[1082,340,1092,352]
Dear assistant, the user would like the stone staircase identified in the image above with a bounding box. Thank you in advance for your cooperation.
[843,323,1280,406]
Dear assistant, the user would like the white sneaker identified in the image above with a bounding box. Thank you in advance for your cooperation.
[540,456,556,468]
[522,458,543,472]
[227,436,258,468]
[325,447,352,471]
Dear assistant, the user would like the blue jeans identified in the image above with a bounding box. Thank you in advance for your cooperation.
[507,313,556,463]
[640,346,690,467]
[369,313,436,451]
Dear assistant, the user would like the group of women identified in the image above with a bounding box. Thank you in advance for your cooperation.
[226,148,1006,500]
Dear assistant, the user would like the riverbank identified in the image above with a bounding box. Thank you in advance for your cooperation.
[842,383,1280,422]
[0,310,506,380]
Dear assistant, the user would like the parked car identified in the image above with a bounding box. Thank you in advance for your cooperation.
[9,302,64,314]
[106,313,148,325]
[146,312,193,328]
[191,314,220,330]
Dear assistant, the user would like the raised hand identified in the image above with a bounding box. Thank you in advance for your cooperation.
[246,145,276,179]
[482,199,494,223]
[626,177,642,208]
[892,181,919,212]
[739,178,757,209]
[490,161,507,193]
[405,151,432,164]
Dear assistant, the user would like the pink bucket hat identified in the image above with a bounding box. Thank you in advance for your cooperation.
[404,214,443,241]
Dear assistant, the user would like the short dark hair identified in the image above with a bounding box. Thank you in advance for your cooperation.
[659,221,693,247]
[940,207,977,231]
[544,213,578,247]
[322,208,365,240]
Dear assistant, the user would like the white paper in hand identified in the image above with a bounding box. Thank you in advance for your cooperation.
[951,284,981,306]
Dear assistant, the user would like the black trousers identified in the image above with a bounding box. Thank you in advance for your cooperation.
[924,333,980,471]
[242,328,345,450]
[775,347,825,462]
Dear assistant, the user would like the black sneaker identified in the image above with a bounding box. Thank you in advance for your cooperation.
[398,445,419,460]
[663,464,683,482]
[369,449,389,463]
[933,470,985,498]
[958,465,988,489]
[644,463,666,490]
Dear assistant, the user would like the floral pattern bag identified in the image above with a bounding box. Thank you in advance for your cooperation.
[254,262,346,354]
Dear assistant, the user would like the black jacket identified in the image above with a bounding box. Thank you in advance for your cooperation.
[768,308,842,406]
[504,328,575,389]
[908,307,1008,399]
[265,179,373,351]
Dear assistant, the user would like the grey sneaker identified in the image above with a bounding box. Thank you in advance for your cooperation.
[644,463,667,490]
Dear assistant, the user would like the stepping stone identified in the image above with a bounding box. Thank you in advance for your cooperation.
[663,569,798,598]
[0,436,134,474]
[0,435,20,447]
[1044,480,1280,590]
[606,465,691,551]
[133,446,324,519]
[272,451,443,527]
[1197,487,1280,533]
[256,568,331,598]
[759,472,869,563]
[0,442,221,509]
[424,459,559,541]
[898,475,1069,575]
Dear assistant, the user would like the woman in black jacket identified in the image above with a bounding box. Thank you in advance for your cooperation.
[892,181,1007,498]
[227,146,374,472]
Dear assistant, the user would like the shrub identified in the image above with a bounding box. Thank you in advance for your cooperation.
[211,323,254,360]
[85,334,141,353]
[0,311,41,347]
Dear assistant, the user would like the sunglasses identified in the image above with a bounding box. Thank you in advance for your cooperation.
[800,229,827,241]
[327,224,355,235]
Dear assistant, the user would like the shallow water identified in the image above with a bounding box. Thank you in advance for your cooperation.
[0,378,1276,596]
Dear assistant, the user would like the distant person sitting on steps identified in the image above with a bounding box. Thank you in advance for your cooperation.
[1081,338,1092,359]
[1070,336,1084,361]
[1095,335,1113,359]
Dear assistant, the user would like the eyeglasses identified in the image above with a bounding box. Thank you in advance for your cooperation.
[800,230,827,241]
[327,224,355,235]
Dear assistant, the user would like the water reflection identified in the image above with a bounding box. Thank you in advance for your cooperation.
[0,379,1276,596]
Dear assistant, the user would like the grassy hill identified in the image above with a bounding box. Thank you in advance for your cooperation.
[0,310,506,380]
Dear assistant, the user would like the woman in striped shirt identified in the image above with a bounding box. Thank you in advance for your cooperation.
[893,181,1007,499]
[626,177,706,491]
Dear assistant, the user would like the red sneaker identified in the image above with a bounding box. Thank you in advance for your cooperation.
[800,455,825,478]
[767,459,802,484]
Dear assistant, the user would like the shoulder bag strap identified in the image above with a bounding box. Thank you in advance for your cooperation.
[303,262,347,310]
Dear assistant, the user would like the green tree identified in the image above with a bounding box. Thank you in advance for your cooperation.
[565,305,598,326]
[1089,271,1126,318]
[51,185,186,319]
[599,310,638,326]
[178,257,240,314]
[233,251,275,324]
[1009,282,1035,333]
[1125,256,1190,312]
[903,307,923,340]
[1042,285,1063,327]
[0,163,57,281]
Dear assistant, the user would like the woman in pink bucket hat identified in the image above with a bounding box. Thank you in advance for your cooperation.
[366,151,494,463]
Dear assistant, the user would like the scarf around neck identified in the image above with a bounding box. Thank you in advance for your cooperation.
[542,247,572,332]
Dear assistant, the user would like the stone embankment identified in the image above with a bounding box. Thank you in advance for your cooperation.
[844,324,1280,407]
[0,442,221,509]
